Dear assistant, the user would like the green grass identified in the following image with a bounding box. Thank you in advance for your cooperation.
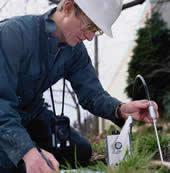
[60,123,170,173]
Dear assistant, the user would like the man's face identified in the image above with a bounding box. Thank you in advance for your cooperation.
[61,9,95,46]
[56,1,103,47]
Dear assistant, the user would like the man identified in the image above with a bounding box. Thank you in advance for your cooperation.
[0,0,159,172]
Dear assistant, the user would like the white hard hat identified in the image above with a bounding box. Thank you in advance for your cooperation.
[74,0,123,37]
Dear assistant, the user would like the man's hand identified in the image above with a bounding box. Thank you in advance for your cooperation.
[23,147,59,173]
[119,100,159,123]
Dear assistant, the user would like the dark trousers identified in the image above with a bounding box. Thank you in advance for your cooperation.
[0,108,92,173]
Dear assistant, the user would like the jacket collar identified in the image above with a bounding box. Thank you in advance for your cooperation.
[43,7,68,48]
[44,8,57,33]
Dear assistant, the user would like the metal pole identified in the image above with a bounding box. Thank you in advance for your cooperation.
[94,36,99,134]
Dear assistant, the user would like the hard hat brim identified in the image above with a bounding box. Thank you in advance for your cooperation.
[105,28,113,38]
[74,0,122,38]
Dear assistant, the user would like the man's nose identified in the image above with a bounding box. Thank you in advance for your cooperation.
[85,32,95,41]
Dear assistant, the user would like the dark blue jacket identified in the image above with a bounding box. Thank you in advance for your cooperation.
[0,8,124,166]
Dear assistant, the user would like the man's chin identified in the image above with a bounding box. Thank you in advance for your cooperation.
[67,41,79,47]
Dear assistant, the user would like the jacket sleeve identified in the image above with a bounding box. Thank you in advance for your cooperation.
[67,43,125,127]
[0,21,35,166]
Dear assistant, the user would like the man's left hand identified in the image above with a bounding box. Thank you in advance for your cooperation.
[119,100,159,123]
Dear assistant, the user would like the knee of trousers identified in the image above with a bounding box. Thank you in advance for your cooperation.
[52,138,92,167]
[74,138,92,165]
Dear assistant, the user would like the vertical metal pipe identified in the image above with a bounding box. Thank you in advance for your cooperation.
[94,36,99,134]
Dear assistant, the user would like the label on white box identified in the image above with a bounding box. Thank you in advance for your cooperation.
[106,134,130,165]
[106,116,132,165]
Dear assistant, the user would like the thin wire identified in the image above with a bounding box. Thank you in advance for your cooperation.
[61,78,66,116]
[146,14,164,162]
[153,119,164,162]
[50,86,56,117]
[132,74,164,163]
[132,74,151,101]
[130,74,151,157]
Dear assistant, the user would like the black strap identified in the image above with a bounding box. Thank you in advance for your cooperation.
[50,86,57,116]
[50,77,66,117]
[61,78,66,115]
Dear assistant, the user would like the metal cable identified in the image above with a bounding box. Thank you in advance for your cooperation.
[132,74,164,163]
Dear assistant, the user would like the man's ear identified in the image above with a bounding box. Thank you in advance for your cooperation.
[63,0,74,16]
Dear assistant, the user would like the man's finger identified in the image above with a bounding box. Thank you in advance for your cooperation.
[151,101,158,110]
[41,149,59,172]
[51,171,59,173]
[47,153,59,171]
[48,158,59,171]
[144,116,153,124]
[138,100,150,108]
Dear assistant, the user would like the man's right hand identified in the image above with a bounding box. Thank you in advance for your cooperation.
[23,147,59,173]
